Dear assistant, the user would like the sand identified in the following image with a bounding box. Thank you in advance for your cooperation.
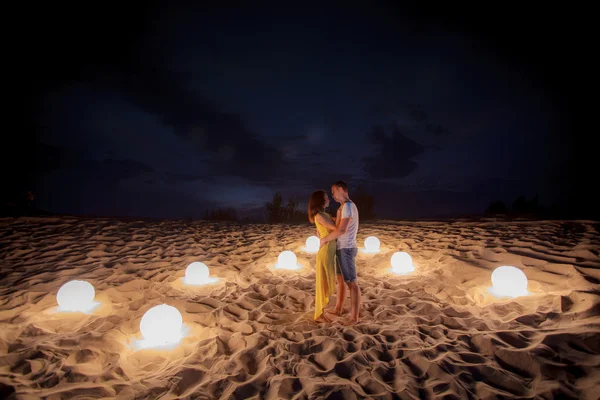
[0,216,599,399]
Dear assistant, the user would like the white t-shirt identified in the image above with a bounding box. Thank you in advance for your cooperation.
[337,200,359,249]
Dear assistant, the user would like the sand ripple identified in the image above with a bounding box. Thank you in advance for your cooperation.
[0,216,598,399]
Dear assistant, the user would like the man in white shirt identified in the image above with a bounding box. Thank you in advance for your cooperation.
[320,181,361,325]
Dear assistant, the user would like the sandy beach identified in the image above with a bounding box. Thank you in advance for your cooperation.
[0,216,599,399]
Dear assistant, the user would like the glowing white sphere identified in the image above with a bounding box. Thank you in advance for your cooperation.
[57,280,95,312]
[365,236,380,252]
[278,250,297,269]
[491,266,528,297]
[391,252,415,274]
[140,304,183,344]
[306,236,319,252]
[185,262,210,284]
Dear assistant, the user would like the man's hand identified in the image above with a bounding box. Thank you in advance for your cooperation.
[320,237,327,248]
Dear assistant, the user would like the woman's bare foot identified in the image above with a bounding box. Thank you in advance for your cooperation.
[325,308,343,317]
[315,313,332,323]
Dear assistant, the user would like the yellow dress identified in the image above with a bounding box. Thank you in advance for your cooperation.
[314,211,337,320]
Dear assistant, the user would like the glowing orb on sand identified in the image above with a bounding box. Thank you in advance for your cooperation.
[391,252,415,275]
[305,236,320,252]
[140,304,183,346]
[57,280,97,312]
[364,236,380,253]
[183,262,218,285]
[186,262,209,283]
[276,250,301,270]
[488,266,529,298]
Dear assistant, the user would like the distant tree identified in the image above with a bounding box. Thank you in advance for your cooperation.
[286,196,306,223]
[512,195,529,214]
[266,192,285,223]
[512,194,547,217]
[203,207,238,221]
[266,192,308,224]
[285,197,297,221]
[484,200,507,215]
[484,194,551,219]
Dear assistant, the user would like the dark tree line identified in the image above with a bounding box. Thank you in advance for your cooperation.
[266,186,377,224]
[265,192,305,223]
[485,194,567,219]
[203,187,378,224]
[202,208,238,222]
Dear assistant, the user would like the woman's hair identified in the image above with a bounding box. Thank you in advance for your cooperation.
[308,190,327,224]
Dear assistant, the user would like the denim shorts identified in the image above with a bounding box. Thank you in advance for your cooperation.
[336,248,358,283]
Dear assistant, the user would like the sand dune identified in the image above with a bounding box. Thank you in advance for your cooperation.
[0,216,599,399]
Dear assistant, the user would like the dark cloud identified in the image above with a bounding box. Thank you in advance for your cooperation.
[425,124,448,136]
[362,125,428,179]
[18,2,585,220]
[352,181,497,219]
[372,103,451,137]
[37,180,217,220]
[162,172,216,184]
[28,4,291,186]
[5,139,154,200]
[29,147,219,219]
[88,159,153,185]
[267,144,364,196]
[407,104,429,124]
[50,155,154,188]
[378,189,490,219]
[22,142,67,179]
[85,67,289,184]
[39,145,219,192]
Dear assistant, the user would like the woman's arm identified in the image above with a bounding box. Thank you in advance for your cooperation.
[315,213,337,231]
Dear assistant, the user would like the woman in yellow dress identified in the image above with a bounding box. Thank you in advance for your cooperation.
[308,190,338,322]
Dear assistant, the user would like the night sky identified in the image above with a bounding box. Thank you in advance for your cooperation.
[13,2,593,220]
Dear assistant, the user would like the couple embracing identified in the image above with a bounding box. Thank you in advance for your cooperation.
[308,181,361,326]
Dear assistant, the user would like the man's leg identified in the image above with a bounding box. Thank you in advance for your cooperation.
[346,281,361,324]
[341,249,360,325]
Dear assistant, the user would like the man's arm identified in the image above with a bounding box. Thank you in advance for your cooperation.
[320,217,351,247]
[333,207,341,226]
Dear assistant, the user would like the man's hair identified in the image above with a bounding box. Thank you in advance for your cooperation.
[332,181,348,192]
